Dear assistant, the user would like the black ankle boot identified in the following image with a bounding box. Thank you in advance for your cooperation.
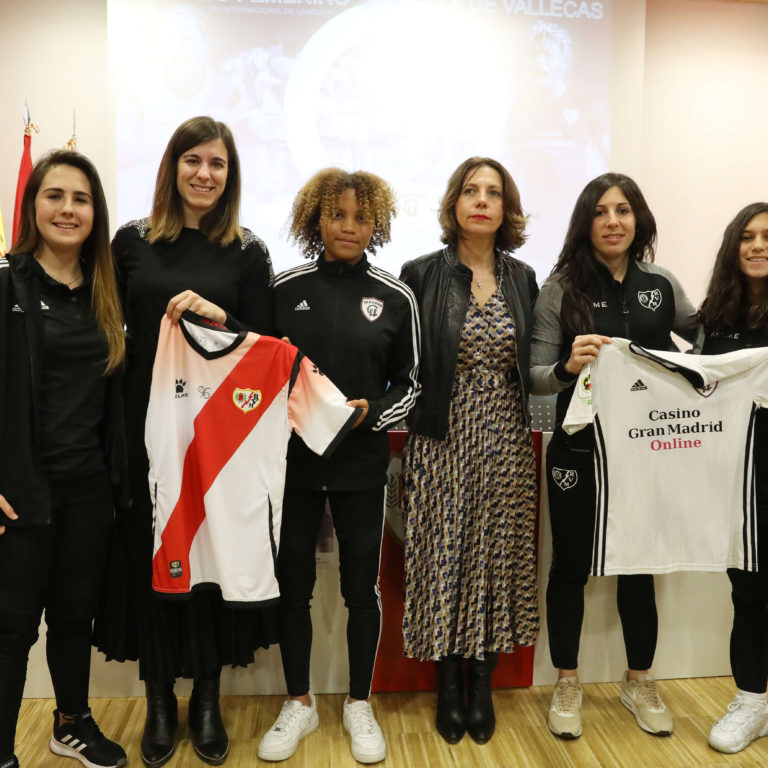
[141,681,178,768]
[189,677,229,765]
[435,656,465,744]
[466,653,498,744]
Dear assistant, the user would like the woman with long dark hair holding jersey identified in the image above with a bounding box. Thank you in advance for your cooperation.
[701,203,768,755]
[531,172,698,740]
[94,116,274,767]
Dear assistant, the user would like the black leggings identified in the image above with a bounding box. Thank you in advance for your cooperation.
[277,487,384,701]
[546,430,657,671]
[728,504,768,694]
[0,472,113,760]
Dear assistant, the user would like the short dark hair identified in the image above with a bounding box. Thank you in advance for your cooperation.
[699,202,768,333]
[438,157,527,253]
[149,116,242,246]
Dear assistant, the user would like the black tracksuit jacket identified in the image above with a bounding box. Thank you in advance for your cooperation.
[272,252,420,491]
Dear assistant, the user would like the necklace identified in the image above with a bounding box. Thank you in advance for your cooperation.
[472,270,495,289]
[38,260,83,288]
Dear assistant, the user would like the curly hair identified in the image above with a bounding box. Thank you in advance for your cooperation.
[288,168,396,259]
[550,172,656,337]
[439,157,527,253]
[699,202,768,333]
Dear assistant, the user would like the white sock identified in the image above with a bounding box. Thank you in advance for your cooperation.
[738,689,767,703]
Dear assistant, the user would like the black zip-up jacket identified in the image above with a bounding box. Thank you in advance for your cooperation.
[531,258,699,429]
[0,253,129,527]
[399,246,538,439]
[702,326,768,508]
[272,253,420,490]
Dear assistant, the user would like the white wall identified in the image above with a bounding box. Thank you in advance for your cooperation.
[641,0,768,305]
[2,0,767,696]
[0,0,112,245]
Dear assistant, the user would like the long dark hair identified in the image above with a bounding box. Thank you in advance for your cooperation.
[149,116,242,246]
[439,157,527,253]
[699,202,768,333]
[550,172,656,337]
[11,149,125,373]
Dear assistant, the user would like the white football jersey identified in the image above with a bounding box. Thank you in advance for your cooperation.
[146,313,360,602]
[563,338,768,575]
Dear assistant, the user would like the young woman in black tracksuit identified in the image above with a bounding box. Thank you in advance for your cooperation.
[701,202,768,755]
[0,151,127,768]
[530,173,698,740]
[258,169,420,765]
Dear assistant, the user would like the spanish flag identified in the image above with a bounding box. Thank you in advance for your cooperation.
[12,129,33,246]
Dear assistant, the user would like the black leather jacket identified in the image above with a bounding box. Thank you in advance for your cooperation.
[400,246,538,439]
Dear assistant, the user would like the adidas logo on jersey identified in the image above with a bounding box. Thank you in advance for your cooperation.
[630,379,648,391]
[11,303,23,313]
[40,300,50,310]
[294,299,310,311]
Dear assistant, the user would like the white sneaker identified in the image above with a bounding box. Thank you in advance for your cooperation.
[343,697,386,764]
[548,678,582,739]
[257,694,319,761]
[709,692,768,753]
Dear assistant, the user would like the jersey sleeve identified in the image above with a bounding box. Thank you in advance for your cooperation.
[561,364,595,434]
[287,354,362,457]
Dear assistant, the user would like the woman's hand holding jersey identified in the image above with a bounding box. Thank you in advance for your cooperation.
[166,290,227,325]
[346,398,370,428]
[0,493,18,535]
[564,334,612,375]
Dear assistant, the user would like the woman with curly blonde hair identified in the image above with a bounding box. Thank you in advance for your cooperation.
[258,169,420,764]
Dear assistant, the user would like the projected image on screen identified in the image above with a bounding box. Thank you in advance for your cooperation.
[109,0,610,280]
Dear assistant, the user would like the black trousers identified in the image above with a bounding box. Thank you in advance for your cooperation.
[546,430,657,671]
[728,503,768,694]
[277,487,384,701]
[0,471,113,760]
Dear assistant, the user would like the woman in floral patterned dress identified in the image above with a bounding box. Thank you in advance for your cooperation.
[399,157,539,745]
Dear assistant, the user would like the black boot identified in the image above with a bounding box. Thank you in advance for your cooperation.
[435,656,465,744]
[189,677,229,765]
[141,681,178,768]
[466,653,498,744]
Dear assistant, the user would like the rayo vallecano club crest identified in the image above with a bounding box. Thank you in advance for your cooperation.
[361,298,384,322]
[552,467,579,491]
[233,388,262,412]
[637,289,662,311]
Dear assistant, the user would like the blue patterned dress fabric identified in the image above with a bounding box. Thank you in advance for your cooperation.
[402,288,539,660]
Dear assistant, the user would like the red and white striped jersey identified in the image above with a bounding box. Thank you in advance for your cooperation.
[146,313,360,603]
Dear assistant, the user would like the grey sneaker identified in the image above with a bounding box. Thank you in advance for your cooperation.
[548,678,582,739]
[709,692,768,753]
[257,694,319,762]
[343,697,386,763]
[619,671,673,735]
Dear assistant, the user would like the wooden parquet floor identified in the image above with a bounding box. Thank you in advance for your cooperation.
[15,677,768,767]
